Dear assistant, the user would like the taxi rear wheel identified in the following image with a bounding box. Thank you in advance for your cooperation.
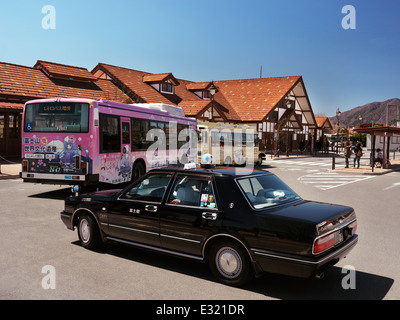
[209,241,253,286]
[77,214,101,250]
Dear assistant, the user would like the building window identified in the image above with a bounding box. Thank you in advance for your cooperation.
[203,90,211,99]
[8,114,19,139]
[0,113,4,139]
[161,83,174,94]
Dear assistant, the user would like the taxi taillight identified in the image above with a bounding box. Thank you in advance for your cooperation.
[314,220,357,254]
[313,233,335,254]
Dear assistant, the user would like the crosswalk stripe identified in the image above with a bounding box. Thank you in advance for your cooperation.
[298,173,375,190]
[267,160,345,168]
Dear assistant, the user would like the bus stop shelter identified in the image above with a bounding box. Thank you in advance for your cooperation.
[354,126,400,170]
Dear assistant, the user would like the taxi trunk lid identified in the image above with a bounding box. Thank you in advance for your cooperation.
[269,200,356,235]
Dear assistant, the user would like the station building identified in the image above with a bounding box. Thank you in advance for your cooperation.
[0,60,318,159]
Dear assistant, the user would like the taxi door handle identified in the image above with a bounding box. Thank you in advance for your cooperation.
[202,212,217,220]
[145,205,158,213]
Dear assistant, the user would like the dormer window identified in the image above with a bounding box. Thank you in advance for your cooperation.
[202,90,211,99]
[161,82,174,94]
[186,81,217,100]
[143,73,179,95]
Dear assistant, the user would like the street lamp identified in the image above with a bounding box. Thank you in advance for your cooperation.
[209,82,217,97]
[358,113,363,128]
[208,82,218,120]
[336,108,341,153]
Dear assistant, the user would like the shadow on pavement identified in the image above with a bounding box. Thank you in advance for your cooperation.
[28,187,72,200]
[28,183,122,200]
[245,267,393,300]
[72,240,394,300]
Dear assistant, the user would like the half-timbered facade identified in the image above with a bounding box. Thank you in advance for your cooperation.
[0,59,317,158]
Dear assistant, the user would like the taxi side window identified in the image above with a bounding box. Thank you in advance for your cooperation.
[121,174,172,203]
[168,175,217,208]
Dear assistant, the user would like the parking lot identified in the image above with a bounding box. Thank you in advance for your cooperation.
[1,158,399,300]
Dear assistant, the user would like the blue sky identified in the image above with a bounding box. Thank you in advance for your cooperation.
[1,0,399,117]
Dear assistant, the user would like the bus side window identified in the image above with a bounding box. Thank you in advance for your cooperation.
[122,122,130,144]
[100,114,121,153]
[131,118,150,151]
[177,124,189,149]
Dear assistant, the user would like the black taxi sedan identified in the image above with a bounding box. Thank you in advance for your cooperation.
[61,166,358,286]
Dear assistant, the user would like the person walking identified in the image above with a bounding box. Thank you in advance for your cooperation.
[344,140,352,168]
[353,142,363,168]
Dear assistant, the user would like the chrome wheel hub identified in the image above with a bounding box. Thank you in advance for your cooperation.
[216,247,242,279]
[79,219,90,243]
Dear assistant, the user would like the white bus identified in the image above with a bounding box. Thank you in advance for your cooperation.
[197,121,264,166]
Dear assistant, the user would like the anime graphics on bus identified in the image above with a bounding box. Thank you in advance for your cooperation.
[21,99,197,186]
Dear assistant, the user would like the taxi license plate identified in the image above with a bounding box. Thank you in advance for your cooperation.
[335,230,344,245]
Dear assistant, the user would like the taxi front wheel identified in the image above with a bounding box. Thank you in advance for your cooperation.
[77,214,101,250]
[208,241,253,286]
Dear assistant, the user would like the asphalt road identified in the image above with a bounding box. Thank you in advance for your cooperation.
[1,157,399,300]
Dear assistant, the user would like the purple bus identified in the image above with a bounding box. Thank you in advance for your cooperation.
[21,98,197,186]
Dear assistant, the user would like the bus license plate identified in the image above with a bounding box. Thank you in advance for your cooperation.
[48,164,62,174]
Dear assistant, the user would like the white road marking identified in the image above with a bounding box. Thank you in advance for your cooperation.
[298,172,376,190]
[383,182,400,191]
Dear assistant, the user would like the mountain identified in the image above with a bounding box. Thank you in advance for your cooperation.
[328,98,400,128]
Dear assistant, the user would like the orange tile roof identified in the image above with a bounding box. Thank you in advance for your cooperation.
[178,100,211,116]
[315,116,333,129]
[186,81,212,91]
[34,60,98,82]
[1,60,308,124]
[0,61,130,102]
[92,64,243,121]
[93,63,204,106]
[212,76,301,122]
[0,102,24,110]
[93,63,174,104]
[143,72,179,85]
[178,99,241,122]
[91,64,305,122]
[174,78,207,103]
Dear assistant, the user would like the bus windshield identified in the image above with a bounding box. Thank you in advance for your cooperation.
[24,102,89,133]
[210,131,258,147]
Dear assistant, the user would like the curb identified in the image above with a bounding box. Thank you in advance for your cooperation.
[329,168,392,176]
[0,174,21,180]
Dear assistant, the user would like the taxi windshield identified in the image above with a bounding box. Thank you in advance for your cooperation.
[236,174,301,209]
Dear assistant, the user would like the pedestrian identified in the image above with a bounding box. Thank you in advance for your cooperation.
[344,140,352,168]
[353,142,363,168]
[374,148,383,167]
